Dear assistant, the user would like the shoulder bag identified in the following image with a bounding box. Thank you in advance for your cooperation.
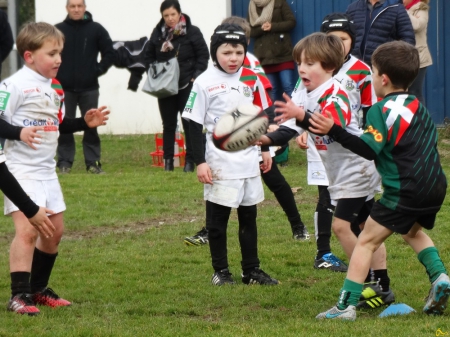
[142,44,180,98]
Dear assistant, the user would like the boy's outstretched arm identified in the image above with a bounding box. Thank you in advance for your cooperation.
[310,111,377,161]
[84,106,110,128]
[273,93,306,123]
[59,106,110,134]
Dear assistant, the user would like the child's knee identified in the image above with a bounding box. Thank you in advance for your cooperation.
[332,220,353,238]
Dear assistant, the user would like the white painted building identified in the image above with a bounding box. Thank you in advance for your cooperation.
[35,0,231,134]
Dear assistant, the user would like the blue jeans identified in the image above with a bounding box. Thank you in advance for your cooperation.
[266,68,298,102]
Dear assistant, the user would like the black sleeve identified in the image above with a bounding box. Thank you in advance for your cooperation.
[97,24,115,75]
[264,105,276,125]
[0,11,14,62]
[190,26,209,80]
[0,119,22,140]
[59,117,89,134]
[362,106,370,127]
[0,162,39,218]
[144,28,159,70]
[189,120,206,165]
[328,124,377,161]
[265,125,298,146]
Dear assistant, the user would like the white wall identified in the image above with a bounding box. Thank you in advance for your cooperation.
[35,0,231,134]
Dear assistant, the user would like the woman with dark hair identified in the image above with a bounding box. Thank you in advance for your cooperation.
[145,0,209,172]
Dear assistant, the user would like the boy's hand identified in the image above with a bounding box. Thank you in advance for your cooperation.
[20,126,44,150]
[197,162,213,185]
[267,124,279,132]
[28,207,55,238]
[84,106,110,128]
[260,151,272,173]
[296,132,309,149]
[309,110,334,134]
[274,93,305,123]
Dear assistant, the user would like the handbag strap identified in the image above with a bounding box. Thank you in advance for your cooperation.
[175,43,181,58]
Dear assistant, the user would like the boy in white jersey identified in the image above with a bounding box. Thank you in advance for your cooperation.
[258,32,388,284]
[263,32,392,309]
[184,16,309,247]
[296,14,381,287]
[182,23,278,286]
[1,22,109,315]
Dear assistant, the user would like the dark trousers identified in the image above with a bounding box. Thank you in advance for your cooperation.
[57,89,100,168]
[409,67,428,105]
[157,83,193,163]
[261,160,303,232]
[206,201,260,273]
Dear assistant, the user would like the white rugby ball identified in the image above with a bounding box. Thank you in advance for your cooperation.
[213,104,269,151]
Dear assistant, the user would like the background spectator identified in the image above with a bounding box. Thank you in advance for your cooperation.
[0,9,13,79]
[248,0,297,102]
[56,0,115,174]
[346,0,415,66]
[144,0,209,172]
[404,0,432,104]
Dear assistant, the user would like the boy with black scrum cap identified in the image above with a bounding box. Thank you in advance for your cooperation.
[182,24,278,286]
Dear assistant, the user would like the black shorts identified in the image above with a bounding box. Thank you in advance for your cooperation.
[370,201,437,235]
[334,197,374,224]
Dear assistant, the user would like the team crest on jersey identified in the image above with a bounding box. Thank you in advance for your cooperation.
[206,83,229,98]
[243,86,251,97]
[22,87,42,100]
[345,80,355,91]
[54,94,60,107]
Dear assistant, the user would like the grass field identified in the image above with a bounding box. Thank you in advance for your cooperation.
[0,133,449,336]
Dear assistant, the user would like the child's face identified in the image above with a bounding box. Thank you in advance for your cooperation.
[298,51,333,91]
[328,31,352,57]
[216,43,245,74]
[26,38,63,79]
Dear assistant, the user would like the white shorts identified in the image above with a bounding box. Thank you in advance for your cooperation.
[307,161,329,186]
[204,176,264,208]
[4,179,66,216]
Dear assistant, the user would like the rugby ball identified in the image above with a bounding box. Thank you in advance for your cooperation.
[213,104,269,151]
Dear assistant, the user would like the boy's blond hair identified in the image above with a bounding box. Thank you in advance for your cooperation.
[371,41,419,90]
[292,32,344,76]
[16,22,64,59]
[222,16,251,42]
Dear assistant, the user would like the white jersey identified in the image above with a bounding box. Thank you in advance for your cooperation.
[334,54,377,129]
[182,66,271,180]
[0,66,65,180]
[285,77,379,200]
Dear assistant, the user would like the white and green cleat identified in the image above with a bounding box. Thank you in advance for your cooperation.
[316,305,356,321]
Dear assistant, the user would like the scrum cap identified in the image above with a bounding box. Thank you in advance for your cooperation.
[210,23,247,72]
[320,13,356,53]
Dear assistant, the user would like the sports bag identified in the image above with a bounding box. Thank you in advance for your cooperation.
[142,44,180,98]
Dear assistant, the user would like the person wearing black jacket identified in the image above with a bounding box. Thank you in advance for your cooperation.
[55,0,114,174]
[144,0,209,172]
[0,9,13,79]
